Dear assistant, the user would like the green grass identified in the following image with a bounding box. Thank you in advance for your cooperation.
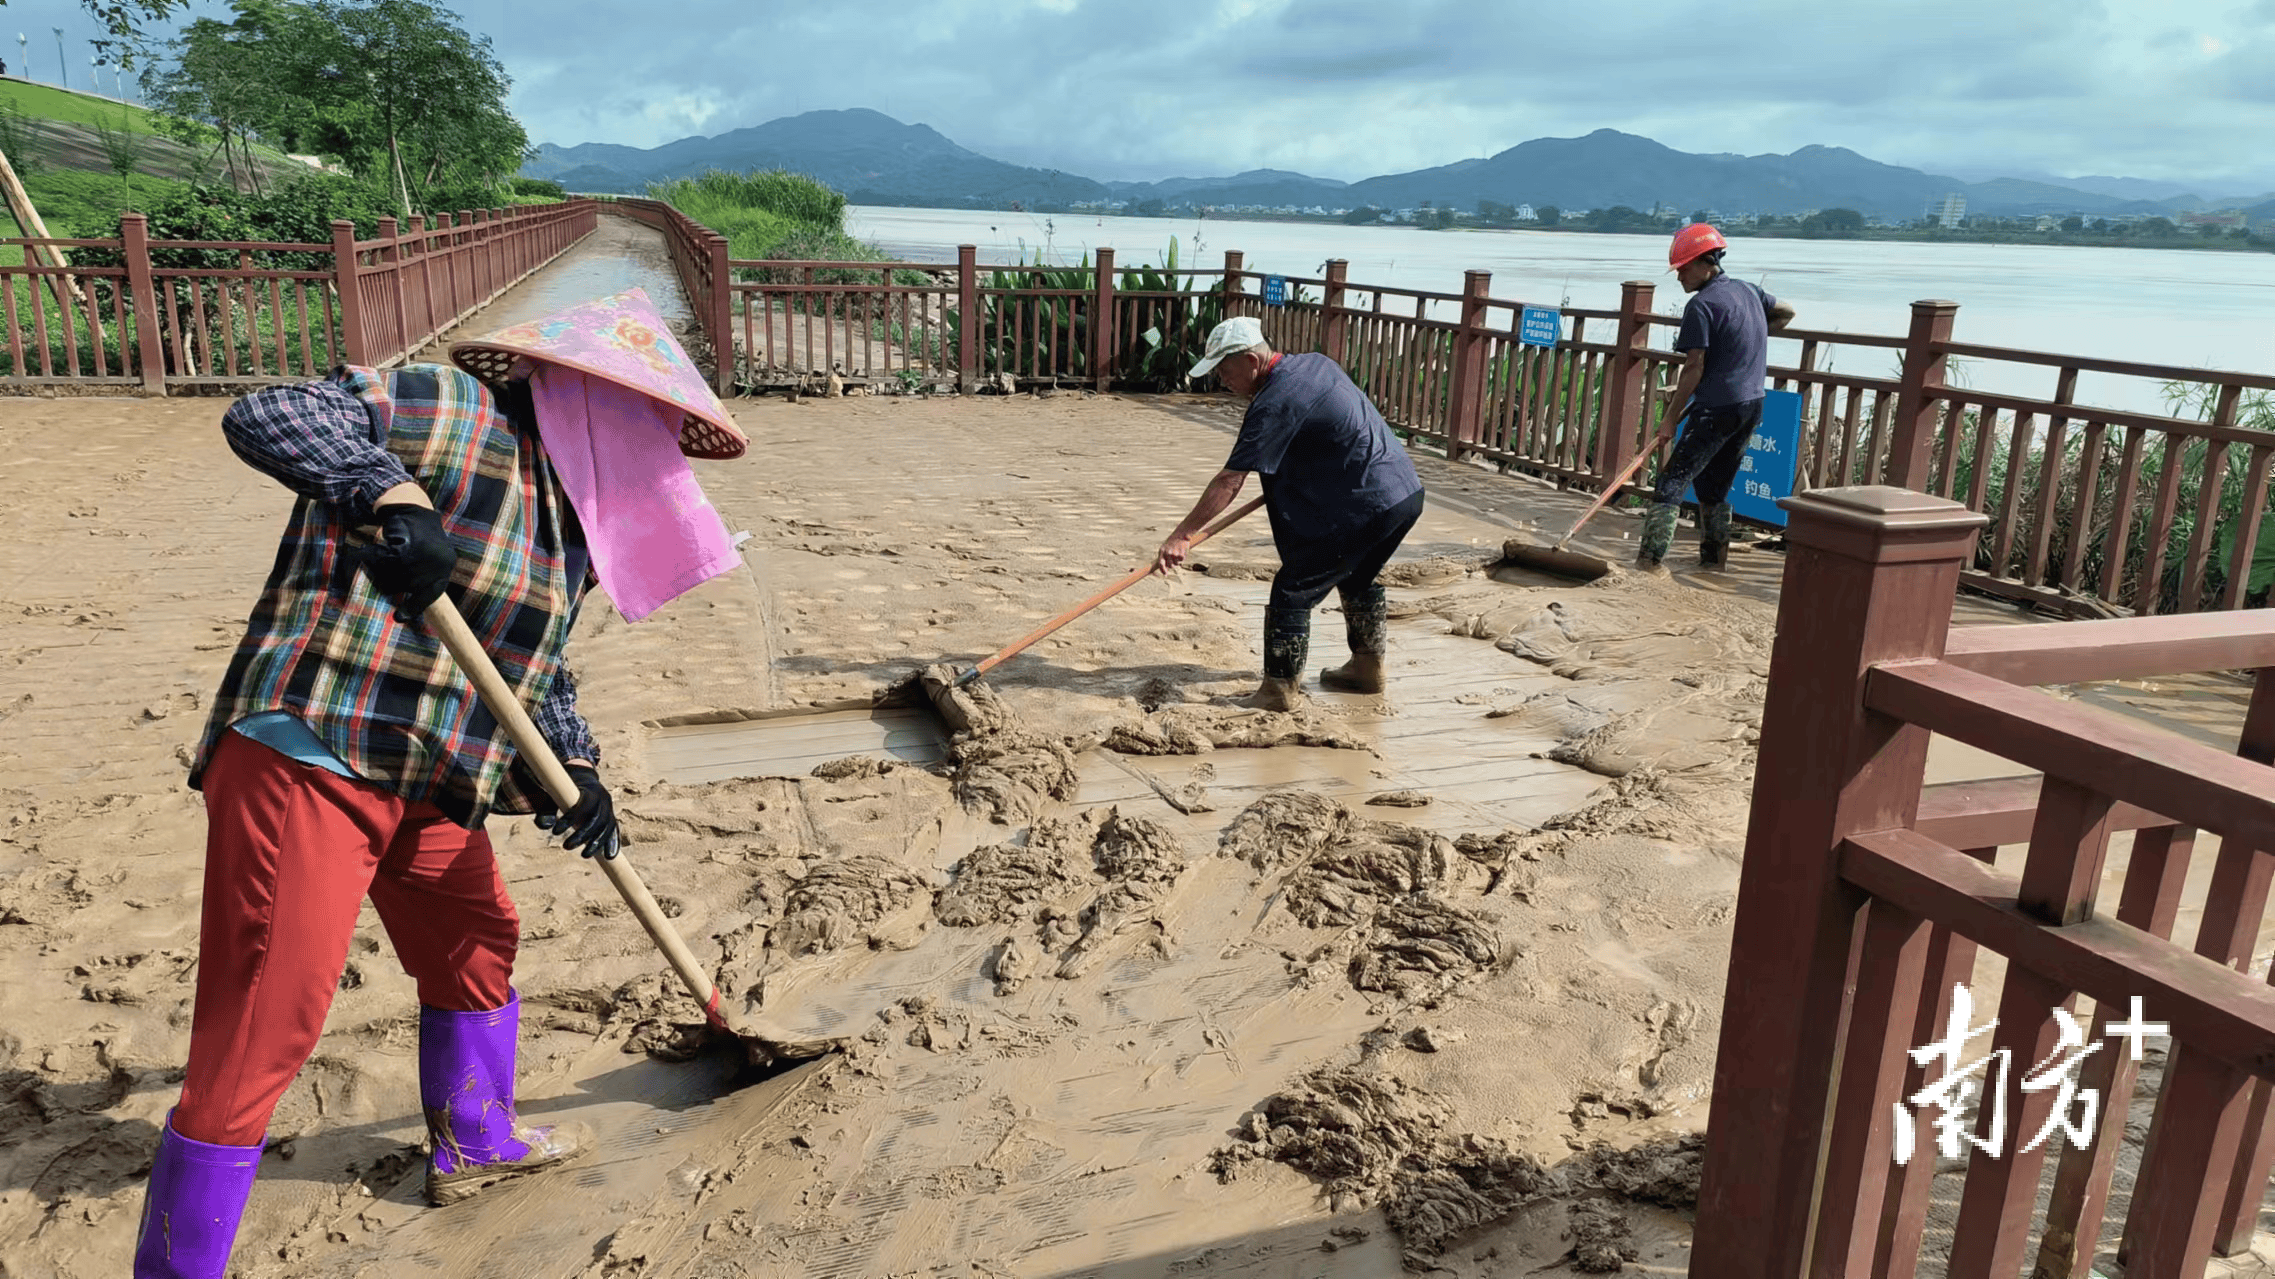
[647,169,851,262]
[0,78,167,130]
[13,168,189,236]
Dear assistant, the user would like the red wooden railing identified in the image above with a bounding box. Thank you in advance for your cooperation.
[1694,484,2275,1277]
[597,197,732,397]
[0,200,597,393]
[702,242,2268,620]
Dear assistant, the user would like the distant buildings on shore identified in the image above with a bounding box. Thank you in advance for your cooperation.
[1054,191,2266,239]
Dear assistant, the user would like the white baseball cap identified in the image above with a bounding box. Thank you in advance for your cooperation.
[1189,315,1267,378]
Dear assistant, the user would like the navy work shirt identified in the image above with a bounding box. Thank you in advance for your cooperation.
[1674,273,1780,409]
[1224,352,1423,548]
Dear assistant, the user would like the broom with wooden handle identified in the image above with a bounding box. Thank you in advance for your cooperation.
[417,595,740,1039]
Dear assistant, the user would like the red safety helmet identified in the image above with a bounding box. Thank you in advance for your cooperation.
[1668,222,1728,270]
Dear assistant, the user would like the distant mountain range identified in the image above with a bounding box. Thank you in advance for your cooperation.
[523,108,2275,223]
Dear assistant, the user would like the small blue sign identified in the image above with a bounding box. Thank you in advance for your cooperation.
[1518,305,1562,347]
[1263,275,1287,306]
[1680,388,1804,528]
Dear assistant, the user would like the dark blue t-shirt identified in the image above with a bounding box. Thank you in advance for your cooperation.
[1675,273,1779,410]
[1225,352,1423,546]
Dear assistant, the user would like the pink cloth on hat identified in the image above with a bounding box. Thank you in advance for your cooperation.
[530,365,740,623]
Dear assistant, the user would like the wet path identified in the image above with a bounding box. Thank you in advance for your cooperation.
[411,212,696,360]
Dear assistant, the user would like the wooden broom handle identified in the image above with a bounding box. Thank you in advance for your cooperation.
[422,597,730,1032]
[965,494,1266,683]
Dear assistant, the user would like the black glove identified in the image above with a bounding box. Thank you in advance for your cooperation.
[532,762,620,860]
[359,503,458,623]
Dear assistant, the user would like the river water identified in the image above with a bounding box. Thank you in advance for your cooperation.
[848,205,2275,414]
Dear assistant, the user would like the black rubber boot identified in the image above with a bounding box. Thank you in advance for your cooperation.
[1320,583,1388,693]
[1249,606,1310,711]
[1637,503,1679,570]
[1699,502,1734,569]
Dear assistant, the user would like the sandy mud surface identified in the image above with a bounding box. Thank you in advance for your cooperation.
[18,229,2243,1277]
[0,360,1788,1278]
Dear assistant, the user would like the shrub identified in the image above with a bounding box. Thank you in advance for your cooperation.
[648,169,851,262]
[511,177,566,199]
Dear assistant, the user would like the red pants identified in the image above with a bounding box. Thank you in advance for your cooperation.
[173,731,520,1147]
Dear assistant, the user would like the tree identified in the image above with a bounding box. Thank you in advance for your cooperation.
[1589,205,1646,231]
[280,0,526,217]
[2061,215,2084,233]
[1801,207,1864,234]
[142,5,287,193]
[1477,199,1515,223]
[91,106,146,194]
[1342,205,1386,225]
[1536,204,1561,227]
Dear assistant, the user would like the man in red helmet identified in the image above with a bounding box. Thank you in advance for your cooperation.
[1637,224,1796,570]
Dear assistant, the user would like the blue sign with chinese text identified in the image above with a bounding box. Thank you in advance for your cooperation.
[1263,275,1287,306]
[1518,306,1562,347]
[1680,388,1803,527]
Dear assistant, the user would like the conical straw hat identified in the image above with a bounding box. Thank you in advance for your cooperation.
[450,287,747,460]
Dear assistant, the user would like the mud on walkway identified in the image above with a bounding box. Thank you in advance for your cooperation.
[6,234,2262,1273]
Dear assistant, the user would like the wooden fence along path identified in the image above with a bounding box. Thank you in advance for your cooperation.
[698,244,2272,624]
[1692,486,2275,1276]
[0,199,595,391]
[4,201,2269,622]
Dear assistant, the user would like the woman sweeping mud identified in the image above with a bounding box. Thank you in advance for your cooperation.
[135,290,749,1278]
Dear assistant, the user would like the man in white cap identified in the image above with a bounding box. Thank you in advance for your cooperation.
[1155,315,1425,710]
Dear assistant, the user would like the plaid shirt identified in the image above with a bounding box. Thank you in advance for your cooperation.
[192,364,598,828]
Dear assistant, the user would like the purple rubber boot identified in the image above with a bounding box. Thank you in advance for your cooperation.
[419,991,591,1205]
[133,1113,261,1279]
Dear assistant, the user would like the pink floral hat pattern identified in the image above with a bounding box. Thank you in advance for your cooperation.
[449,287,747,460]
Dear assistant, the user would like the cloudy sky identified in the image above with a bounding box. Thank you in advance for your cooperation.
[10,0,2273,194]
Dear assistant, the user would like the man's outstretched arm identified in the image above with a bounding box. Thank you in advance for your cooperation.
[1155,468,1249,574]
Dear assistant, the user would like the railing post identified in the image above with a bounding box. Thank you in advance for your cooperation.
[1321,259,1348,366]
[119,212,166,395]
[376,216,409,367]
[1598,279,1656,485]
[330,218,365,368]
[407,214,437,350]
[1221,249,1244,315]
[445,210,467,319]
[708,230,732,398]
[1445,268,1490,462]
[957,243,978,394]
[1692,486,1987,1279]
[1887,300,1959,491]
[1090,246,1115,392]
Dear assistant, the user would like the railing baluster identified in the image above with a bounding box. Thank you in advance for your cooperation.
[2218,446,2275,611]
[2034,824,2198,1278]
[1945,777,2116,1278]
[1810,898,1935,1275]
[2,272,21,376]
[1991,409,2035,579]
[1933,399,1965,498]
[2024,410,2067,587]
[2135,432,2190,616]
[269,277,288,374]
[2122,670,2275,1266]
[31,267,54,376]
[2179,440,2232,613]
[1876,857,1990,1277]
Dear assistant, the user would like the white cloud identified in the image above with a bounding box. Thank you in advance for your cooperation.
[432,0,2275,192]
